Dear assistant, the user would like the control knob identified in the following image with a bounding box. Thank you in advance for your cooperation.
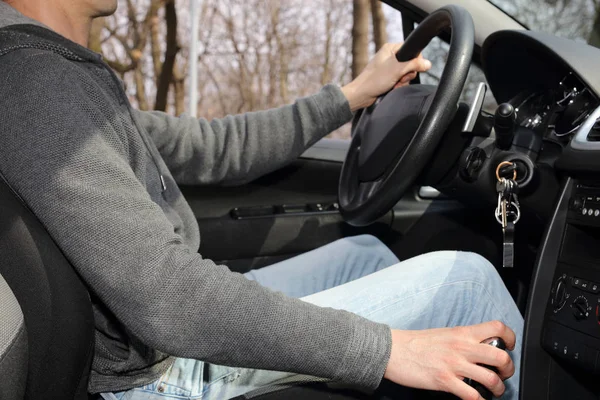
[570,197,584,212]
[466,337,507,400]
[571,296,590,320]
[551,277,567,312]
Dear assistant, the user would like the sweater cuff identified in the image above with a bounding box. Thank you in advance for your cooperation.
[311,84,354,133]
[337,319,392,390]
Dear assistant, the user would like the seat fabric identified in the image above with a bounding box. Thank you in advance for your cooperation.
[0,171,95,399]
[0,273,28,400]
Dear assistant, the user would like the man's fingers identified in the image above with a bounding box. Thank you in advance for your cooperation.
[459,363,506,398]
[467,320,517,351]
[391,57,430,89]
[400,71,417,84]
[398,56,431,80]
[471,344,515,380]
[446,377,484,400]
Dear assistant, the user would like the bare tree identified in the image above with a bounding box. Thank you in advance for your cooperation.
[352,0,370,79]
[370,0,387,51]
[154,0,179,111]
[92,0,393,136]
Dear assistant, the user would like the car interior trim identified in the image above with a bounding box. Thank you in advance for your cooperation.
[570,105,600,150]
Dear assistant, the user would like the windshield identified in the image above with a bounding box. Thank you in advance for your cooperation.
[489,0,600,48]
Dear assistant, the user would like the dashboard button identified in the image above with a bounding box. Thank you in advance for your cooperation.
[583,208,588,215]
[569,342,585,364]
[581,281,590,290]
[573,277,586,288]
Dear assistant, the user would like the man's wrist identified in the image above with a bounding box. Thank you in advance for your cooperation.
[341,81,372,112]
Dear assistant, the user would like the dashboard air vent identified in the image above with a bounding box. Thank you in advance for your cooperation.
[587,120,600,141]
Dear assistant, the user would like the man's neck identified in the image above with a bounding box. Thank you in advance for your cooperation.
[6,1,91,47]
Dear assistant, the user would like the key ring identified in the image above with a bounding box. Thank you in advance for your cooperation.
[496,161,517,181]
[495,201,521,225]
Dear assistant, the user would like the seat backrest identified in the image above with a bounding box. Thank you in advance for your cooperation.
[0,273,27,399]
[0,172,95,399]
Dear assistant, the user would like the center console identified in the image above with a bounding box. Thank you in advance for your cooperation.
[543,183,600,374]
[517,99,600,399]
[521,179,600,399]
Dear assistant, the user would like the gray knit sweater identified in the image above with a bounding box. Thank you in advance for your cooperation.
[0,3,391,394]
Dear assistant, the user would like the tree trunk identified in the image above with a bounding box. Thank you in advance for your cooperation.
[321,0,334,85]
[149,0,163,83]
[278,40,289,104]
[267,5,280,106]
[155,0,179,112]
[370,0,387,51]
[173,60,186,116]
[352,0,370,79]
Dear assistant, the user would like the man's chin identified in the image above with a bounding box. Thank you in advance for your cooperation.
[93,2,118,18]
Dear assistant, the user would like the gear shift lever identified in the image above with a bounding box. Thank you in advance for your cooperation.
[494,103,517,150]
[465,337,507,400]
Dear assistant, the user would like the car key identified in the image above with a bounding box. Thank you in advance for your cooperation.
[495,163,520,268]
[495,178,509,228]
[503,179,520,268]
[465,337,508,400]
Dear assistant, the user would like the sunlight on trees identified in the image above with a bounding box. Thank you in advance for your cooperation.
[90,0,402,139]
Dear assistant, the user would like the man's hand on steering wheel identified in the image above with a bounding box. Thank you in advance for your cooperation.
[341,43,432,112]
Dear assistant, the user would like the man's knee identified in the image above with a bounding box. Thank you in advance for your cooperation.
[453,251,503,287]
[330,235,399,265]
[406,250,500,285]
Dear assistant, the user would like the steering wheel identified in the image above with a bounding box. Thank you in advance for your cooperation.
[338,5,474,226]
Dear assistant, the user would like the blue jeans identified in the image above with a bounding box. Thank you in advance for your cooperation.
[101,235,522,400]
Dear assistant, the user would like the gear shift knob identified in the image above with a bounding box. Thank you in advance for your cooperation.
[494,103,517,150]
[465,337,507,400]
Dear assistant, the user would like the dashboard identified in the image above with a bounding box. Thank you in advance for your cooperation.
[482,30,600,159]
[511,72,599,141]
[479,30,600,399]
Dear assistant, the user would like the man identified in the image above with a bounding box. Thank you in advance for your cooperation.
[0,1,523,399]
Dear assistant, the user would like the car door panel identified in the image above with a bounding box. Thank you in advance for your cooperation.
[182,139,503,274]
[182,157,393,272]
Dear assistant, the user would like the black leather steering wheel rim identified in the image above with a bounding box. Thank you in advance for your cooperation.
[338,5,475,226]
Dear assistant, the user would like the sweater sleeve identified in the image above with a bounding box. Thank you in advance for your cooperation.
[133,84,353,186]
[0,51,390,390]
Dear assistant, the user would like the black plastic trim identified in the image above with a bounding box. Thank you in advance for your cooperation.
[482,30,600,104]
[520,178,572,399]
[557,147,600,175]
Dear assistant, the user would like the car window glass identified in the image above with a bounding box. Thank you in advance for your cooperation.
[489,0,600,49]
